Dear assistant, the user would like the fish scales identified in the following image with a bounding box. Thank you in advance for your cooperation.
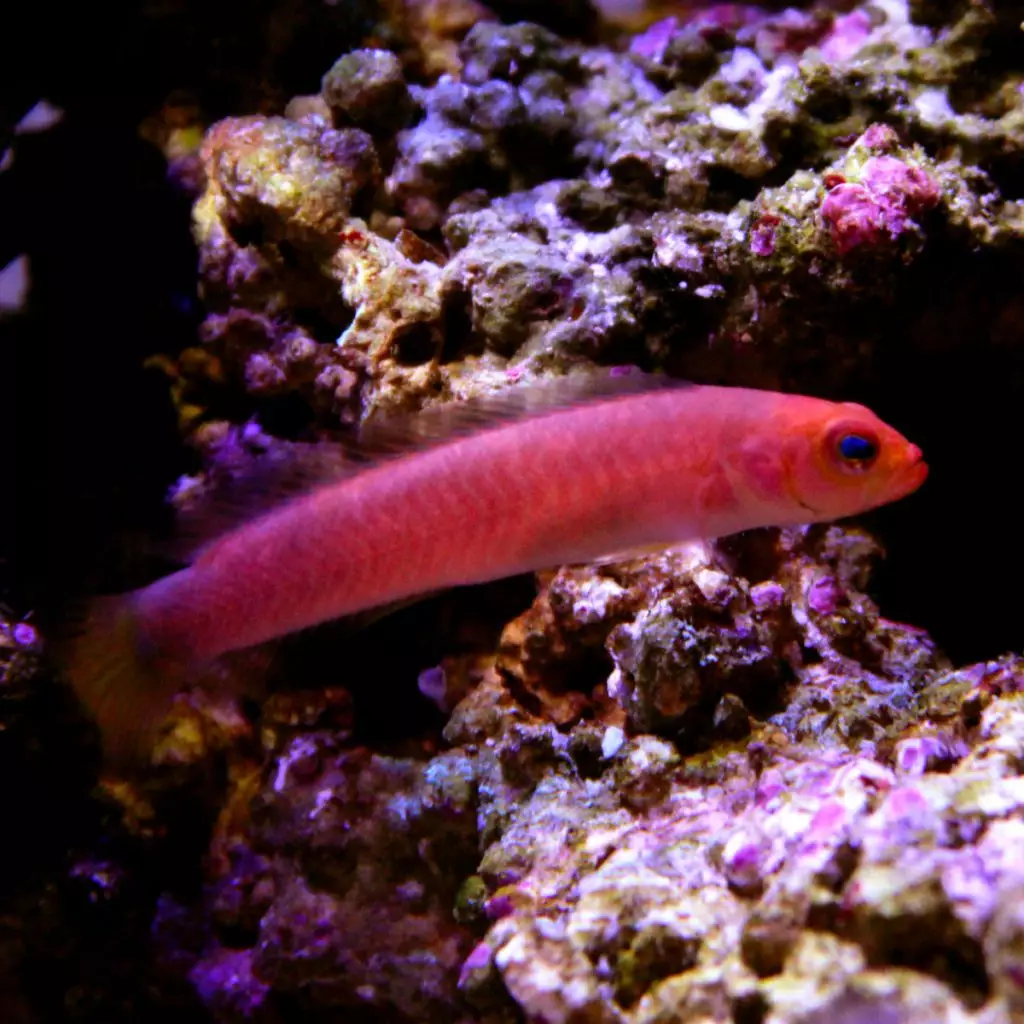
[63,378,927,764]
[143,389,732,660]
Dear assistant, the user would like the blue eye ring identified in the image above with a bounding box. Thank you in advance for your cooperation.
[835,432,878,467]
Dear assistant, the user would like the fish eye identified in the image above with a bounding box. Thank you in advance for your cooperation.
[833,432,878,469]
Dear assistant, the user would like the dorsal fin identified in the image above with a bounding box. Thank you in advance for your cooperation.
[356,365,690,456]
[171,366,690,562]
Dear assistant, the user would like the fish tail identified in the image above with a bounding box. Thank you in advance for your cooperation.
[63,594,187,768]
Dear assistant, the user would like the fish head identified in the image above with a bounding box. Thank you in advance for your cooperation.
[782,401,928,520]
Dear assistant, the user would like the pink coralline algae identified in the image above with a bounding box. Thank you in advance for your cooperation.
[859,123,900,154]
[628,17,679,63]
[821,155,941,255]
[819,10,873,63]
[894,733,970,777]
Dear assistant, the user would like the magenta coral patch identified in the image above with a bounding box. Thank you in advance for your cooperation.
[821,183,888,253]
[820,10,872,62]
[820,154,940,254]
[860,155,941,214]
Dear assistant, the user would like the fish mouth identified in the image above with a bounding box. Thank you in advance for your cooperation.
[897,445,929,497]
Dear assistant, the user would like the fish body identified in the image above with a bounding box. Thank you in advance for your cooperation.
[66,377,927,762]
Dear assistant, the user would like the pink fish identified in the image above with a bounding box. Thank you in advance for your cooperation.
[65,372,927,763]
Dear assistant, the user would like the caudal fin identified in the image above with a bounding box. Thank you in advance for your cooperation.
[62,594,187,768]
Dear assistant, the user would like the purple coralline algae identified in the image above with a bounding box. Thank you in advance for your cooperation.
[7,0,1024,1020]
